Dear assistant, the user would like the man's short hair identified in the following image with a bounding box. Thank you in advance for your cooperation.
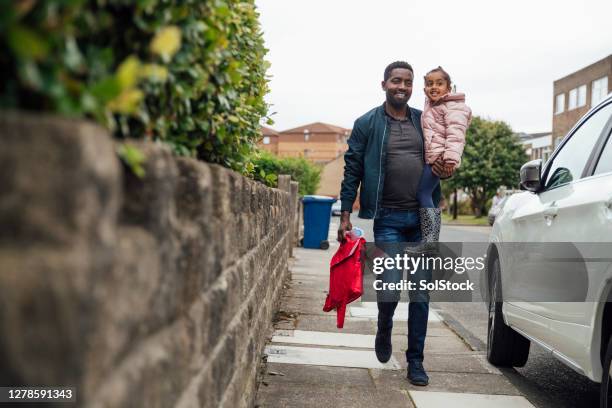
[384,61,414,82]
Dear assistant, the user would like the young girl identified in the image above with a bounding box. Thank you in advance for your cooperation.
[413,66,472,252]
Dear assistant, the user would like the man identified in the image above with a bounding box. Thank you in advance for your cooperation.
[337,61,453,386]
[492,189,503,209]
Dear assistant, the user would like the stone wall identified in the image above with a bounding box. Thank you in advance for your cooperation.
[0,112,297,407]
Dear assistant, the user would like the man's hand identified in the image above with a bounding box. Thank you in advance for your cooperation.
[432,159,455,179]
[337,211,353,242]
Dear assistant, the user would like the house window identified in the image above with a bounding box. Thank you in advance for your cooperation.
[263,136,270,145]
[568,88,578,110]
[555,93,565,114]
[577,85,587,107]
[592,76,609,106]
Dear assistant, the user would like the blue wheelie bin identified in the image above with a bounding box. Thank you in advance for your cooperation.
[302,195,336,250]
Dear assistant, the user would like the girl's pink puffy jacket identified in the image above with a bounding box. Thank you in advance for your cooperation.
[421,93,472,166]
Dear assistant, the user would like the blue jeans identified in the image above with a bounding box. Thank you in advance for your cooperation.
[416,164,440,208]
[374,208,431,362]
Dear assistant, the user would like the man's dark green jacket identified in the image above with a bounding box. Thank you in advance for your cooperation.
[340,103,441,219]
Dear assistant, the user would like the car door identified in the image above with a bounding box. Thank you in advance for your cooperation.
[504,101,612,365]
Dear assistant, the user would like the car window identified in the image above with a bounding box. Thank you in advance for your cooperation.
[545,102,612,189]
[594,132,612,175]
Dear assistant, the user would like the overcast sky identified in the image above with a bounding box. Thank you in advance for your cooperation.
[255,0,611,133]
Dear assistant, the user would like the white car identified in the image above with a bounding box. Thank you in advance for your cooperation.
[486,93,612,407]
[487,195,509,226]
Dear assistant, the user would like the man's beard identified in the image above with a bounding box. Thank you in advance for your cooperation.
[386,93,408,109]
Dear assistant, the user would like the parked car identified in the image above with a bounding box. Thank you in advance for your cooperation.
[485,93,612,407]
[331,199,342,216]
[487,195,509,226]
[487,191,520,225]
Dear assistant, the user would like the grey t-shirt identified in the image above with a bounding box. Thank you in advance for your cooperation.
[381,113,424,210]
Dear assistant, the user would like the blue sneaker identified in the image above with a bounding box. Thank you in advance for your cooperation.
[408,361,429,386]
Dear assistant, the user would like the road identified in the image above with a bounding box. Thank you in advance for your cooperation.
[334,214,601,408]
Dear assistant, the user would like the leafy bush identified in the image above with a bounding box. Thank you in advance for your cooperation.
[251,151,322,196]
[0,0,270,172]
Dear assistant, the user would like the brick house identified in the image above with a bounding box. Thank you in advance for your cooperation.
[316,154,343,198]
[316,154,361,211]
[258,126,280,154]
[553,54,611,145]
[517,132,553,162]
[278,122,350,164]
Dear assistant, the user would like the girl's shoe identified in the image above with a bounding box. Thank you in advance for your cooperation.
[405,208,441,256]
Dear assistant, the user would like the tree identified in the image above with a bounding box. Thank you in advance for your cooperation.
[443,116,528,217]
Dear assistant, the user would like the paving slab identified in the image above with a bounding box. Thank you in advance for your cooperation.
[293,249,332,264]
[408,333,471,353]
[272,319,296,330]
[281,299,452,323]
[272,328,468,350]
[287,280,330,292]
[421,353,502,374]
[256,383,414,408]
[387,333,471,360]
[283,287,329,300]
[293,314,379,334]
[279,297,329,316]
[294,314,449,335]
[349,306,443,322]
[262,363,374,387]
[289,267,328,277]
[287,272,328,282]
[290,274,329,283]
[371,369,521,395]
[264,345,402,370]
[408,390,534,408]
[272,330,374,348]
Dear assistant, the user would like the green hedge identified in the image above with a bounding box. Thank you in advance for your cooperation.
[251,150,322,196]
[0,0,270,171]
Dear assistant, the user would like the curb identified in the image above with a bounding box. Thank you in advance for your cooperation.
[434,308,486,352]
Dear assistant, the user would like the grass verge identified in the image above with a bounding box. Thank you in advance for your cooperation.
[442,213,491,226]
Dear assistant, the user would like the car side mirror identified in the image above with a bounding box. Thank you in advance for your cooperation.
[520,159,543,192]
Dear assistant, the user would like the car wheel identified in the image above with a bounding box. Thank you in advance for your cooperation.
[487,257,530,367]
[600,336,612,408]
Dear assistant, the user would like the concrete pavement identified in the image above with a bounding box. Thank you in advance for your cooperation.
[255,224,536,408]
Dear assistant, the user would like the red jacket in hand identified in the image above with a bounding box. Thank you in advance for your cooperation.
[323,235,365,328]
